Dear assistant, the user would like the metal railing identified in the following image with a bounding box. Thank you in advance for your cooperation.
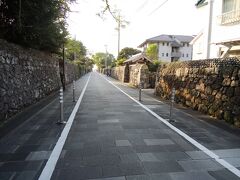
[218,9,240,25]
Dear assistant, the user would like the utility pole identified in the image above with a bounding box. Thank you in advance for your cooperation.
[117,14,121,56]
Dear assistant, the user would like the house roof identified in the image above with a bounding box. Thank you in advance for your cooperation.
[124,53,152,64]
[138,34,194,47]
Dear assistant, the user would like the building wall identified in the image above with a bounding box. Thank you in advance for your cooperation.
[192,0,240,59]
[179,44,193,61]
[158,43,172,62]
[155,57,240,127]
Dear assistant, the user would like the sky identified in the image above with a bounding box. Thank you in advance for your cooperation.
[67,0,202,57]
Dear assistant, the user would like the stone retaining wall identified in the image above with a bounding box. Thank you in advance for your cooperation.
[0,40,80,122]
[155,58,240,127]
[129,64,150,88]
[110,66,125,82]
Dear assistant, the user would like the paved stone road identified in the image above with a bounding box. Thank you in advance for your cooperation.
[0,72,240,180]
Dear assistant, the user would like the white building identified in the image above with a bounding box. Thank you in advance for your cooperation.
[138,35,194,62]
[191,0,240,60]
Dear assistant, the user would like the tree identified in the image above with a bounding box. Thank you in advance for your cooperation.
[117,47,141,60]
[0,0,75,53]
[92,52,115,69]
[145,43,158,61]
[65,38,87,62]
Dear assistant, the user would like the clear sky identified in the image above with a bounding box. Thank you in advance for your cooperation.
[67,0,202,57]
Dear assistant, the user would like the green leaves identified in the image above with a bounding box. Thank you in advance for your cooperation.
[0,0,75,53]
[146,43,158,61]
[92,52,115,68]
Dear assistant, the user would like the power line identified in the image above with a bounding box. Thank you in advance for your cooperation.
[136,0,149,12]
[148,0,169,16]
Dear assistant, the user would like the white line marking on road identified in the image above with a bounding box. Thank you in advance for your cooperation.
[101,74,240,178]
[38,74,91,180]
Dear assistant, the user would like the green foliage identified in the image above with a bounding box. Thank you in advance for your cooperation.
[146,44,158,61]
[65,38,87,62]
[92,52,115,68]
[117,47,141,60]
[148,59,160,72]
[116,58,125,66]
[0,0,75,53]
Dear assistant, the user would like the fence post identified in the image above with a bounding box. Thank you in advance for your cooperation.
[57,87,66,124]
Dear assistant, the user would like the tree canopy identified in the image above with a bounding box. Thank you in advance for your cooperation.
[0,0,75,53]
[92,52,115,69]
[117,47,141,60]
[65,38,87,62]
[145,43,158,61]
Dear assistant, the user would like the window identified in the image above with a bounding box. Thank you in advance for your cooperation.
[219,0,240,24]
[182,53,184,57]
[166,53,168,57]
[167,43,169,46]
[186,53,189,57]
[187,43,189,47]
[162,53,164,57]
[162,42,165,46]
[223,0,239,13]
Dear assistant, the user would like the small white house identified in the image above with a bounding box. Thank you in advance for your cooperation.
[191,0,240,60]
[138,34,194,62]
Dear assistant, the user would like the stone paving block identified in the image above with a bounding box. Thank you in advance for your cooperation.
[144,139,175,146]
[0,145,19,153]
[63,142,84,150]
[133,145,166,153]
[169,171,215,180]
[120,162,145,176]
[98,120,120,124]
[0,172,16,180]
[14,171,37,180]
[102,165,124,177]
[126,174,149,180]
[0,153,28,162]
[26,151,51,161]
[0,160,44,172]
[150,173,172,180]
[129,139,146,146]
[137,153,159,162]
[223,157,240,167]
[105,112,124,115]
[208,169,240,180]
[213,148,240,158]
[83,154,121,166]
[90,177,126,180]
[154,152,191,161]
[178,159,224,172]
[116,147,135,154]
[186,151,212,160]
[52,167,102,180]
[116,140,131,147]
[120,154,140,163]
[143,161,184,173]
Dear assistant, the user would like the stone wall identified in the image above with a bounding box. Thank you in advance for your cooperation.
[129,64,150,88]
[110,66,125,82]
[155,58,240,127]
[0,40,80,123]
